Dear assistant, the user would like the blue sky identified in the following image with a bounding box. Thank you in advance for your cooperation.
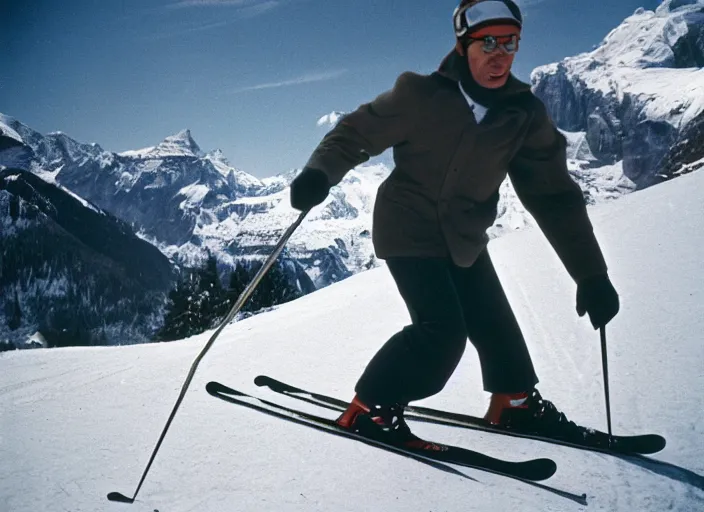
[2,0,660,178]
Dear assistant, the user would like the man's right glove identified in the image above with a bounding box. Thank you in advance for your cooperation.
[576,274,620,330]
[290,167,330,211]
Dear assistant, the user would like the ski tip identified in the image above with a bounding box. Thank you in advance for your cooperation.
[107,492,134,504]
[648,434,667,451]
[611,434,667,455]
[253,375,288,392]
[205,381,244,396]
[253,375,270,387]
[544,458,558,473]
[632,434,667,454]
[205,381,221,393]
[523,458,557,480]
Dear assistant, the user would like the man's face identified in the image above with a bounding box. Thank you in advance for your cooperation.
[466,35,518,88]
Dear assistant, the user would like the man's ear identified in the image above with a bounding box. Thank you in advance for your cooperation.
[455,40,465,57]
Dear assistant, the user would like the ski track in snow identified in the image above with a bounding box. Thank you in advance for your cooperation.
[2,173,704,511]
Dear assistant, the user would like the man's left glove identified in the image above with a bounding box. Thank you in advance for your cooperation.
[290,167,331,212]
[576,274,620,329]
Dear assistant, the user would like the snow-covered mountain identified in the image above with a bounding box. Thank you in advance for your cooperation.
[532,0,704,186]
[0,113,371,289]
[317,110,346,128]
[0,168,175,348]
[1,0,702,341]
[118,129,204,159]
[0,109,638,293]
[2,167,703,512]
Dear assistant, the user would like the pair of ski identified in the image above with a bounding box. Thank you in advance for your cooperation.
[207,375,665,488]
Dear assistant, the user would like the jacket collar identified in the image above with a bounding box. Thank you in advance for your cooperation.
[436,50,531,100]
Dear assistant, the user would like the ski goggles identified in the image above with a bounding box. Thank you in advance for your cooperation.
[468,33,520,54]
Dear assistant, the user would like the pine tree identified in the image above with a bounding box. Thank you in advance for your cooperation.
[225,262,253,313]
[157,254,227,341]
[157,256,303,341]
[274,261,302,304]
[237,258,302,313]
[250,260,301,311]
[156,270,201,341]
[198,253,225,325]
[7,291,22,331]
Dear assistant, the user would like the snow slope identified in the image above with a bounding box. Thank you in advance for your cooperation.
[1,164,703,512]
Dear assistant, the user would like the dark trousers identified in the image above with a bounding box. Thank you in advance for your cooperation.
[355,251,539,406]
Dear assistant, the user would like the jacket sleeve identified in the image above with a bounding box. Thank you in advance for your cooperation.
[508,98,608,283]
[305,72,419,186]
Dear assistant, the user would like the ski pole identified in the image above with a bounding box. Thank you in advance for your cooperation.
[108,209,309,504]
[599,326,613,445]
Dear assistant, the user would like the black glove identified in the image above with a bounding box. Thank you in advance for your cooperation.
[576,274,620,329]
[290,167,330,211]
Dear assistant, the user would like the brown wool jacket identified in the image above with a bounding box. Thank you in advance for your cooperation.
[305,50,607,282]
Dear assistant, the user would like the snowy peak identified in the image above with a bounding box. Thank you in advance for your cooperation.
[204,148,264,192]
[317,111,346,128]
[591,9,674,69]
[207,148,230,166]
[537,0,702,77]
[583,0,704,70]
[204,148,234,177]
[45,131,105,161]
[160,129,202,157]
[530,0,704,186]
[0,115,23,144]
[0,113,45,149]
[120,129,204,159]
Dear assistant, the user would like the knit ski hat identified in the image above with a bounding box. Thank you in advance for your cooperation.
[453,0,523,39]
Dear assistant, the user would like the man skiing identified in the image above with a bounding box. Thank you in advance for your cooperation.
[289,0,620,449]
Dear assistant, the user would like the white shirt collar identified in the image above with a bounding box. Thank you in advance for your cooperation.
[458,81,489,123]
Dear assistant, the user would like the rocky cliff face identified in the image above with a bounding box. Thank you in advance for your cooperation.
[531,0,704,187]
